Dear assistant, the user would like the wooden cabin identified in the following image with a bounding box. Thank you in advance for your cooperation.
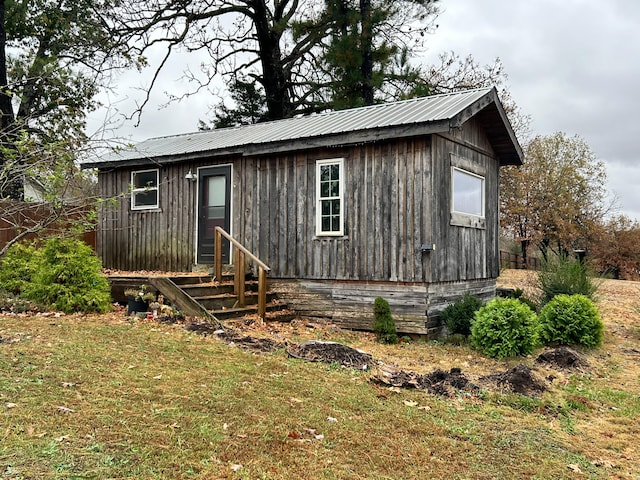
[83,87,523,336]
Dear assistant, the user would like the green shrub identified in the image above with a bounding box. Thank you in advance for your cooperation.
[441,293,483,336]
[373,297,398,344]
[471,298,539,359]
[0,242,40,294]
[1,237,112,314]
[498,287,539,313]
[537,254,600,306]
[538,294,603,348]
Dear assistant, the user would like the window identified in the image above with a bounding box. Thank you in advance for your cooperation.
[452,167,484,217]
[316,158,344,236]
[131,169,159,210]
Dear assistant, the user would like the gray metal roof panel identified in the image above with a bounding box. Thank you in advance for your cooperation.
[84,87,499,166]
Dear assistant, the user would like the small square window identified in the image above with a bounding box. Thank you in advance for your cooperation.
[131,169,159,210]
[316,159,344,236]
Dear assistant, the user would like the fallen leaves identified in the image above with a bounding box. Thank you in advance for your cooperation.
[287,427,325,442]
[402,400,431,411]
[56,405,75,414]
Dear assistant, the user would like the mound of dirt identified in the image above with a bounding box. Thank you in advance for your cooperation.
[183,321,220,336]
[373,365,479,397]
[183,321,284,353]
[287,340,373,370]
[535,346,588,370]
[482,364,547,397]
[216,330,285,353]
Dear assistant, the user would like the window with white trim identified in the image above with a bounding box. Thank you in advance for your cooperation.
[131,169,159,210]
[316,158,344,236]
[452,167,484,217]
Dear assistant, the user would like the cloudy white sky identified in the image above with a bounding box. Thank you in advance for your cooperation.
[89,0,640,220]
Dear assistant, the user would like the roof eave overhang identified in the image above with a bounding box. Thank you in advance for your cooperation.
[449,87,523,166]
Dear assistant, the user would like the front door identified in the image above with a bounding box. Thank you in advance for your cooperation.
[197,165,231,264]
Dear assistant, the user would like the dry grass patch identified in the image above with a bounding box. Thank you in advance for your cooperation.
[0,270,639,479]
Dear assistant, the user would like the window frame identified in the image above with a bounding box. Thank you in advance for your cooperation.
[451,166,485,218]
[130,168,160,211]
[315,158,344,236]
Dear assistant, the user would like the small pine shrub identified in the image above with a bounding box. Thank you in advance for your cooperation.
[471,298,539,359]
[1,237,112,314]
[0,242,40,294]
[538,294,604,348]
[441,293,483,336]
[538,254,600,306]
[373,297,398,344]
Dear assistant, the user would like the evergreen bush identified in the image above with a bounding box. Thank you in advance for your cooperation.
[498,287,539,313]
[373,297,398,344]
[471,298,539,359]
[0,242,40,294]
[538,254,600,306]
[441,293,483,336]
[538,294,603,348]
[0,237,112,314]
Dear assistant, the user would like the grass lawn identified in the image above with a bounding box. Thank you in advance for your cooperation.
[1,270,639,479]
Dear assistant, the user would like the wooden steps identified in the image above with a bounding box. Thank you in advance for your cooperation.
[111,273,291,324]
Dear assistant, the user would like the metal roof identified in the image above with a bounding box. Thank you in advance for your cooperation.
[84,87,523,168]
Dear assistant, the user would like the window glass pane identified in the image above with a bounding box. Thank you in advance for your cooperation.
[321,216,331,232]
[133,170,157,188]
[320,181,330,198]
[332,199,340,215]
[320,165,331,181]
[331,216,340,231]
[330,164,340,180]
[207,206,226,219]
[453,169,483,216]
[329,180,339,197]
[321,200,330,216]
[134,190,157,207]
[207,176,226,207]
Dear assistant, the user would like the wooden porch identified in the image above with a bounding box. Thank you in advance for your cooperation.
[107,227,290,324]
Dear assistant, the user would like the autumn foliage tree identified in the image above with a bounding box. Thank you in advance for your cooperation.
[500,132,610,263]
[589,215,640,280]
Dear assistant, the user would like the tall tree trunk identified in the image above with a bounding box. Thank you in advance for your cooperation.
[252,0,292,120]
[0,0,21,200]
[520,239,529,269]
[359,0,374,105]
[0,0,12,131]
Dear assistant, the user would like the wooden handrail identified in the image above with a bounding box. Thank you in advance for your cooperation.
[214,226,271,319]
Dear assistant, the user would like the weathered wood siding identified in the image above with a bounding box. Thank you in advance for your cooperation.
[97,162,203,271]
[235,137,433,283]
[430,117,501,283]
[271,279,433,334]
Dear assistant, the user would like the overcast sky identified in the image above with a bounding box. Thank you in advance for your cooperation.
[88,0,640,220]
